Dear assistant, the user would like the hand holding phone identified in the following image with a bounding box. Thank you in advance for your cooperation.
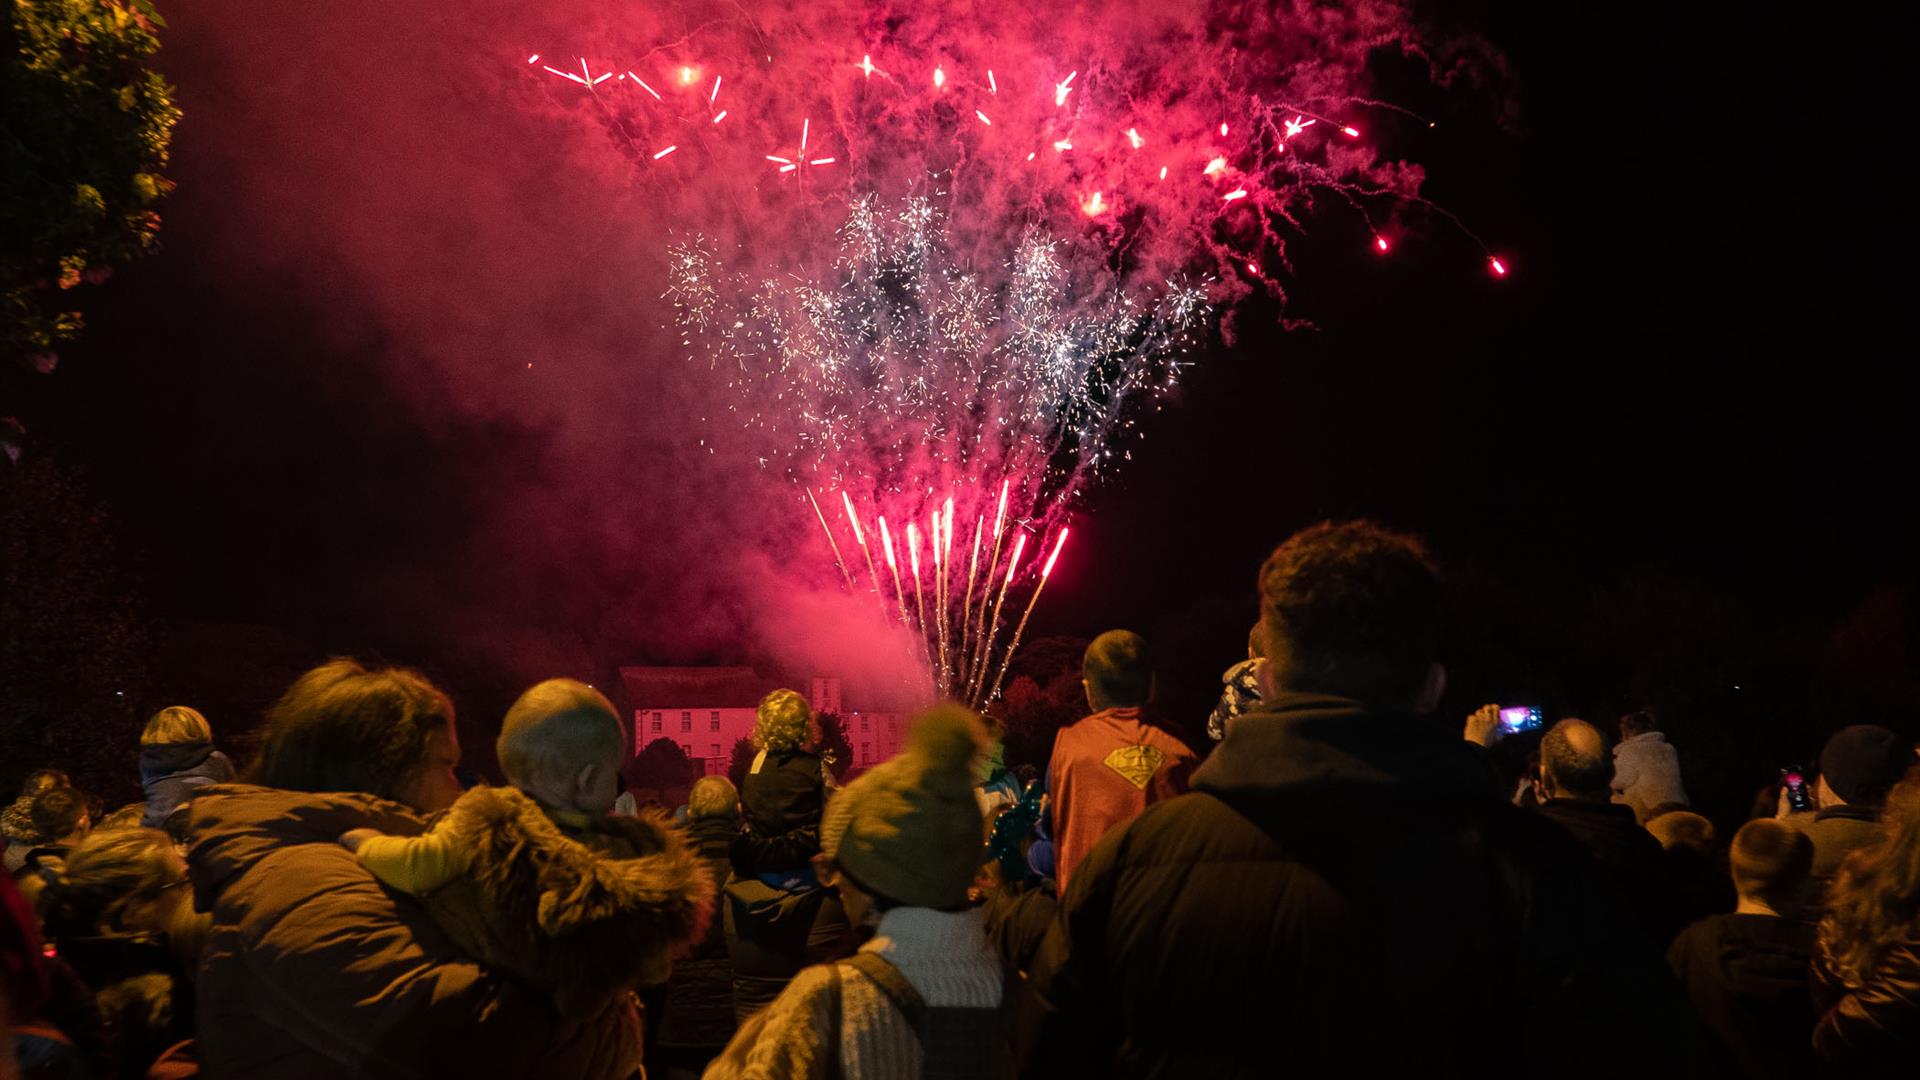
[1780,768,1813,813]
[1498,706,1544,735]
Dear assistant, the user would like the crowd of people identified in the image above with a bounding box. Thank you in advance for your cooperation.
[3,519,1918,1078]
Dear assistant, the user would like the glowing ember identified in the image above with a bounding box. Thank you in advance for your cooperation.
[670,197,1207,700]
[627,72,661,100]
[523,3,1506,698]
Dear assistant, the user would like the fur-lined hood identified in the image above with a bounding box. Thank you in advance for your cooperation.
[438,785,716,1007]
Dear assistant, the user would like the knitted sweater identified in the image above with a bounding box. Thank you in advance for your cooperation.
[702,907,1004,1080]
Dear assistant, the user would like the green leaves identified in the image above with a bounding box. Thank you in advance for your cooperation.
[3,0,179,367]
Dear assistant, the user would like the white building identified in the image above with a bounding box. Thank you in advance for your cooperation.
[619,666,904,776]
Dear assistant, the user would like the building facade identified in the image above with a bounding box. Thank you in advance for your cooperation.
[619,666,905,777]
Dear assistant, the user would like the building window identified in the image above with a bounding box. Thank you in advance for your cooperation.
[862,742,871,763]
[650,711,662,733]
[710,710,721,731]
[888,716,897,732]
[860,714,870,731]
[681,743,692,758]
[710,743,721,758]
[681,711,692,733]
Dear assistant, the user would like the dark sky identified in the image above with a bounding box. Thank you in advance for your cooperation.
[13,0,1913,783]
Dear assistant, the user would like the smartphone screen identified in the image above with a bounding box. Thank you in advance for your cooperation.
[1781,769,1813,812]
[1499,706,1544,734]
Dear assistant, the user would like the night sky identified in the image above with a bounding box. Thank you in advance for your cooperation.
[8,2,1912,815]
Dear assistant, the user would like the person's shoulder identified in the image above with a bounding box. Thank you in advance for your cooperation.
[1668,912,1728,951]
[1148,724,1198,760]
[1097,791,1243,855]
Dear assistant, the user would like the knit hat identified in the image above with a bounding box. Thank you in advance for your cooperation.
[1819,725,1914,807]
[820,704,986,909]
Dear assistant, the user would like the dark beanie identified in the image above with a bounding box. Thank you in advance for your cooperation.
[1819,725,1913,806]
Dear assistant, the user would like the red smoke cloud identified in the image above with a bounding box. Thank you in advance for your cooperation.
[153,0,1486,706]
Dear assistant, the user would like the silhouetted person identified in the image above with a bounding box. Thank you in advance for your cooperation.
[1613,709,1689,823]
[1536,718,1686,944]
[1025,521,1705,1078]
[1046,631,1196,894]
[1668,820,1817,1080]
[1785,724,1913,917]
[1813,772,1920,1071]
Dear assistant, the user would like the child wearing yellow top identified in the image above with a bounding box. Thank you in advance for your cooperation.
[338,679,715,1041]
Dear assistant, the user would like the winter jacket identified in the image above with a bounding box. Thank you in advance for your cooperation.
[355,785,714,1021]
[139,742,236,829]
[53,930,195,1080]
[1666,913,1817,1080]
[1535,798,1689,945]
[1788,805,1882,916]
[2,796,41,873]
[1611,731,1688,821]
[187,784,643,1079]
[1811,929,1920,1074]
[654,812,739,1051]
[1047,707,1196,894]
[734,749,830,877]
[982,879,1056,979]
[1025,693,1708,1079]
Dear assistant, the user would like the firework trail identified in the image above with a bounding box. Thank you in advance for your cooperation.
[670,196,1202,702]
[520,0,1503,703]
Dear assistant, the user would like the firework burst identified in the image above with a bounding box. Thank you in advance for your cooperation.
[670,195,1207,702]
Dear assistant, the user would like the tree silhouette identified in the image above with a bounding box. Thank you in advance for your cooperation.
[726,736,757,791]
[4,0,179,367]
[630,736,695,794]
[815,711,853,780]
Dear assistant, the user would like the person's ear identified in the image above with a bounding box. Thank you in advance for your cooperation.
[1415,663,1447,715]
[575,760,601,796]
[1253,658,1277,699]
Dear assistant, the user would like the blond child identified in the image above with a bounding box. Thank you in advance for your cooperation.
[139,706,236,829]
[337,679,715,1055]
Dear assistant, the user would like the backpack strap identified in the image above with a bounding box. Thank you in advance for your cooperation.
[827,962,844,1080]
[840,950,928,1033]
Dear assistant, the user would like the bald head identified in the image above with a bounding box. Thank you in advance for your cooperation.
[1541,719,1613,802]
[497,678,624,785]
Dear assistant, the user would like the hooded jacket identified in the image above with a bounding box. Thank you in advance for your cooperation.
[1666,913,1816,1080]
[734,748,830,877]
[367,785,716,1018]
[1025,693,1707,1079]
[187,784,646,1080]
[139,742,236,829]
[1611,731,1688,821]
[1534,798,1689,945]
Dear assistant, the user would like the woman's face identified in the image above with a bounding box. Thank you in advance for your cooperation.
[400,720,464,813]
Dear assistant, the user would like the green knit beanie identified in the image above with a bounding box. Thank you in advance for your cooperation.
[821,704,986,909]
